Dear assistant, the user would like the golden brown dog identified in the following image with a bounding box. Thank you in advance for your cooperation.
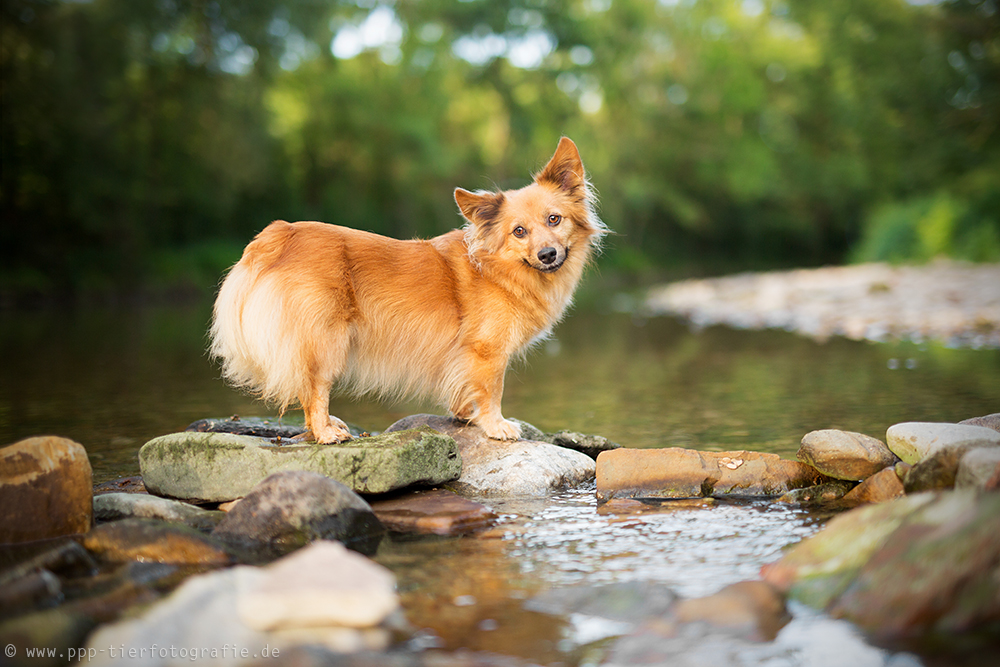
[210,137,606,443]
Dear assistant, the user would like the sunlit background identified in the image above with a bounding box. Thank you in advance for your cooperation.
[1,0,998,303]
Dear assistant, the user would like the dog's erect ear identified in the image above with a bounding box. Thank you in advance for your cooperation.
[535,137,585,193]
[455,188,505,228]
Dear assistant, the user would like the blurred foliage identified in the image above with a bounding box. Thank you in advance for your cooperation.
[1,0,998,302]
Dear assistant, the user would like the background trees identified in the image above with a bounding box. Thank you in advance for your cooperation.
[2,0,997,301]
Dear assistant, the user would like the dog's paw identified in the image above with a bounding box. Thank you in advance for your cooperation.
[482,418,522,441]
[312,415,353,444]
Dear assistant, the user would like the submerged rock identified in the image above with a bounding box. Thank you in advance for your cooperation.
[776,480,855,505]
[763,490,1000,642]
[92,476,146,496]
[673,581,788,642]
[138,427,461,502]
[796,429,898,481]
[93,493,225,532]
[886,422,1000,465]
[1,436,93,543]
[386,415,595,497]
[369,488,497,535]
[212,471,384,556]
[81,518,233,566]
[595,447,828,500]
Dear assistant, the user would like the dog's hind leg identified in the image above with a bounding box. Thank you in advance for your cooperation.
[298,327,353,444]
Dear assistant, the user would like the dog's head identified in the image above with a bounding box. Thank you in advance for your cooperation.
[455,137,606,274]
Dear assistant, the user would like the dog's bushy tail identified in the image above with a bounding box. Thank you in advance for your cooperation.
[209,226,304,413]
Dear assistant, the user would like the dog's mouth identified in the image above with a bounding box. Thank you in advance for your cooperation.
[526,247,568,273]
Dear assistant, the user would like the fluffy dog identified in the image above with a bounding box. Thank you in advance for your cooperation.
[210,137,606,443]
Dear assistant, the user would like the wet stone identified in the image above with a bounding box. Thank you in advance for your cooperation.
[211,471,385,557]
[139,427,461,502]
[595,447,828,500]
[387,415,595,497]
[840,466,905,505]
[81,518,233,566]
[796,429,899,481]
[92,476,146,496]
[776,480,856,505]
[369,489,498,535]
[1,436,93,543]
[93,493,225,533]
[673,580,789,642]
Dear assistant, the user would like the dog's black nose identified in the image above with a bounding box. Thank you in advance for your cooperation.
[538,247,558,265]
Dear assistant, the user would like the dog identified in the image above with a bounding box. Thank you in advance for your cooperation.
[210,137,607,443]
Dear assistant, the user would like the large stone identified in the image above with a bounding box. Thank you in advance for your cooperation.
[840,466,904,505]
[237,541,399,630]
[81,518,233,566]
[886,422,1000,465]
[93,493,225,532]
[830,491,1000,640]
[138,427,461,502]
[796,429,898,481]
[959,412,1000,433]
[386,415,595,497]
[956,448,1000,491]
[212,471,384,556]
[369,488,498,535]
[761,493,938,609]
[673,581,788,641]
[595,448,828,500]
[1,436,92,543]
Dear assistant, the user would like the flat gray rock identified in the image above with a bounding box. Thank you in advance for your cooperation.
[138,428,461,503]
[93,493,224,532]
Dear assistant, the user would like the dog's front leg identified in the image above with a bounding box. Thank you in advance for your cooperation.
[465,350,521,441]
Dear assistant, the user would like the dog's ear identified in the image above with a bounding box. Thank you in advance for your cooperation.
[535,137,585,194]
[455,188,505,228]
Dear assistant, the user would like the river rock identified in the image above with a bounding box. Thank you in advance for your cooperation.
[956,447,1000,491]
[238,540,399,630]
[138,427,461,502]
[673,581,788,641]
[386,415,595,496]
[92,476,146,495]
[885,421,1000,465]
[595,448,828,500]
[959,412,1000,433]
[549,431,622,459]
[829,490,1000,641]
[212,471,384,556]
[776,480,855,505]
[81,518,233,566]
[1,436,92,543]
[840,466,904,505]
[796,429,898,481]
[761,492,938,608]
[93,493,225,532]
[369,489,497,535]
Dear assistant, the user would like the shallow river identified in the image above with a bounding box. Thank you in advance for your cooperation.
[2,300,999,665]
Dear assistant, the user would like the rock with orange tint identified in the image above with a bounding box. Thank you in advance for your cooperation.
[369,489,497,535]
[673,581,789,641]
[81,518,233,565]
[840,466,904,505]
[595,447,828,500]
[1,436,93,543]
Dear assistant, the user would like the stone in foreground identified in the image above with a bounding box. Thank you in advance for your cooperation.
[1,437,92,543]
[595,447,828,501]
[138,427,460,502]
[237,541,398,631]
[796,429,898,481]
[386,415,595,497]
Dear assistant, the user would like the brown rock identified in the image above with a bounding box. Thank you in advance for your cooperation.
[796,429,899,481]
[1,437,93,543]
[595,448,828,500]
[93,476,147,496]
[369,489,497,535]
[674,581,789,641]
[841,467,905,505]
[81,518,232,565]
[959,412,1000,434]
[776,481,855,504]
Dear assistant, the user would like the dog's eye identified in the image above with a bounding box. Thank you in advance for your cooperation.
[512,226,527,238]
[548,214,561,226]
